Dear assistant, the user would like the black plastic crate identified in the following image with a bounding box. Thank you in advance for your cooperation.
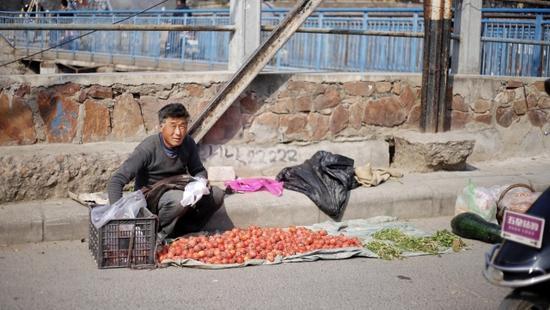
[89,206,157,269]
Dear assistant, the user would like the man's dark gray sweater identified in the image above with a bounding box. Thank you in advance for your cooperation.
[107,134,207,204]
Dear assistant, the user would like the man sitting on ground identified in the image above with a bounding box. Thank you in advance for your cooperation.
[107,103,224,241]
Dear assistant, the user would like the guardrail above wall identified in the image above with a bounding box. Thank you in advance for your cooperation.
[0,6,548,76]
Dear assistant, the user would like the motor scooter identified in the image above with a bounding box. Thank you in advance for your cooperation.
[484,187,550,309]
[483,79,550,309]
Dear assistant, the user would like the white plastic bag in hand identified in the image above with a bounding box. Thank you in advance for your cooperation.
[91,190,146,229]
[180,177,210,208]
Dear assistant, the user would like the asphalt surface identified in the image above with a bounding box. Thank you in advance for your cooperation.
[0,216,512,310]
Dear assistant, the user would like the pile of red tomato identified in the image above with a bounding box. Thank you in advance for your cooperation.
[157,225,362,264]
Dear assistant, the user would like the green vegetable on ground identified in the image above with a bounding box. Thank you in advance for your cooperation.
[365,228,465,260]
[450,212,502,244]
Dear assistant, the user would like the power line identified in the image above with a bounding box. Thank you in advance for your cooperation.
[0,0,170,68]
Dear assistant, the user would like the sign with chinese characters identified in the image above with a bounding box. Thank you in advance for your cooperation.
[502,210,545,249]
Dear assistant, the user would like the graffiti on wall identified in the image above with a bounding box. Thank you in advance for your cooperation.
[200,144,299,166]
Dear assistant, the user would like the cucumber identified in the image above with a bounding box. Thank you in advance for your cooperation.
[451,212,503,244]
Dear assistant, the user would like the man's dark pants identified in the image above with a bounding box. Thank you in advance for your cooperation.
[157,186,224,240]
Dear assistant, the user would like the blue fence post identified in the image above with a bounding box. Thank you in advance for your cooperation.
[110,14,114,65]
[275,13,283,69]
[91,14,96,62]
[359,12,368,71]
[411,13,419,71]
[532,14,543,76]
[71,15,76,56]
[209,14,215,69]
[131,16,137,64]
[315,12,324,70]
[181,35,186,64]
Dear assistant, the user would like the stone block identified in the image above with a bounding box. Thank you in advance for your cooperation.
[54,82,80,96]
[139,96,168,133]
[494,90,514,106]
[329,105,349,135]
[77,89,88,103]
[286,81,323,96]
[307,113,329,141]
[39,95,79,143]
[0,92,37,145]
[270,98,291,114]
[364,97,406,127]
[349,101,365,130]
[451,111,471,130]
[110,93,146,140]
[392,132,475,172]
[512,99,528,115]
[293,95,312,112]
[399,86,416,112]
[392,82,402,95]
[342,81,374,97]
[528,109,547,128]
[280,114,307,138]
[405,104,421,129]
[313,86,340,111]
[474,113,492,126]
[496,107,517,128]
[82,99,111,143]
[526,94,538,109]
[185,83,205,98]
[248,112,280,143]
[451,95,469,112]
[375,81,392,93]
[538,97,550,109]
[87,85,113,99]
[473,99,491,113]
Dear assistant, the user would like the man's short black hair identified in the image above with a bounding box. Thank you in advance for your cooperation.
[158,103,190,123]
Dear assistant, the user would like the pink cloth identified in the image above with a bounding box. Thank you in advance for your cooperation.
[224,178,284,196]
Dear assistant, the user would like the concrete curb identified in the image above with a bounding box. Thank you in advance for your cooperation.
[1,157,550,245]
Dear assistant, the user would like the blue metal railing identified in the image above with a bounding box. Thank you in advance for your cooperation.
[1,8,549,76]
[481,8,550,77]
[262,8,423,72]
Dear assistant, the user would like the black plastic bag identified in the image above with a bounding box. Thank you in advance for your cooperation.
[276,151,358,219]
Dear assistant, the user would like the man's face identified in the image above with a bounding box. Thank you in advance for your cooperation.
[160,117,188,148]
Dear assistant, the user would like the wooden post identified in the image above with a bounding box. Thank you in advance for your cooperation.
[420,0,453,132]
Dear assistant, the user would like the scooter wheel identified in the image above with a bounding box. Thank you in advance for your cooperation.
[498,287,550,310]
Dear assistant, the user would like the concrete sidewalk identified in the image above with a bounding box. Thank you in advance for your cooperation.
[1,155,549,245]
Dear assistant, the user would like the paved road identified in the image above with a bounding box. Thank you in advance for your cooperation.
[0,217,511,310]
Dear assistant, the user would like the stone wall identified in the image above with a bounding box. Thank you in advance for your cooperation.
[1,73,548,152]
[0,72,549,203]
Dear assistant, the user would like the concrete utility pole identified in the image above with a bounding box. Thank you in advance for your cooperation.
[453,0,481,74]
[228,0,261,71]
[420,0,453,133]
